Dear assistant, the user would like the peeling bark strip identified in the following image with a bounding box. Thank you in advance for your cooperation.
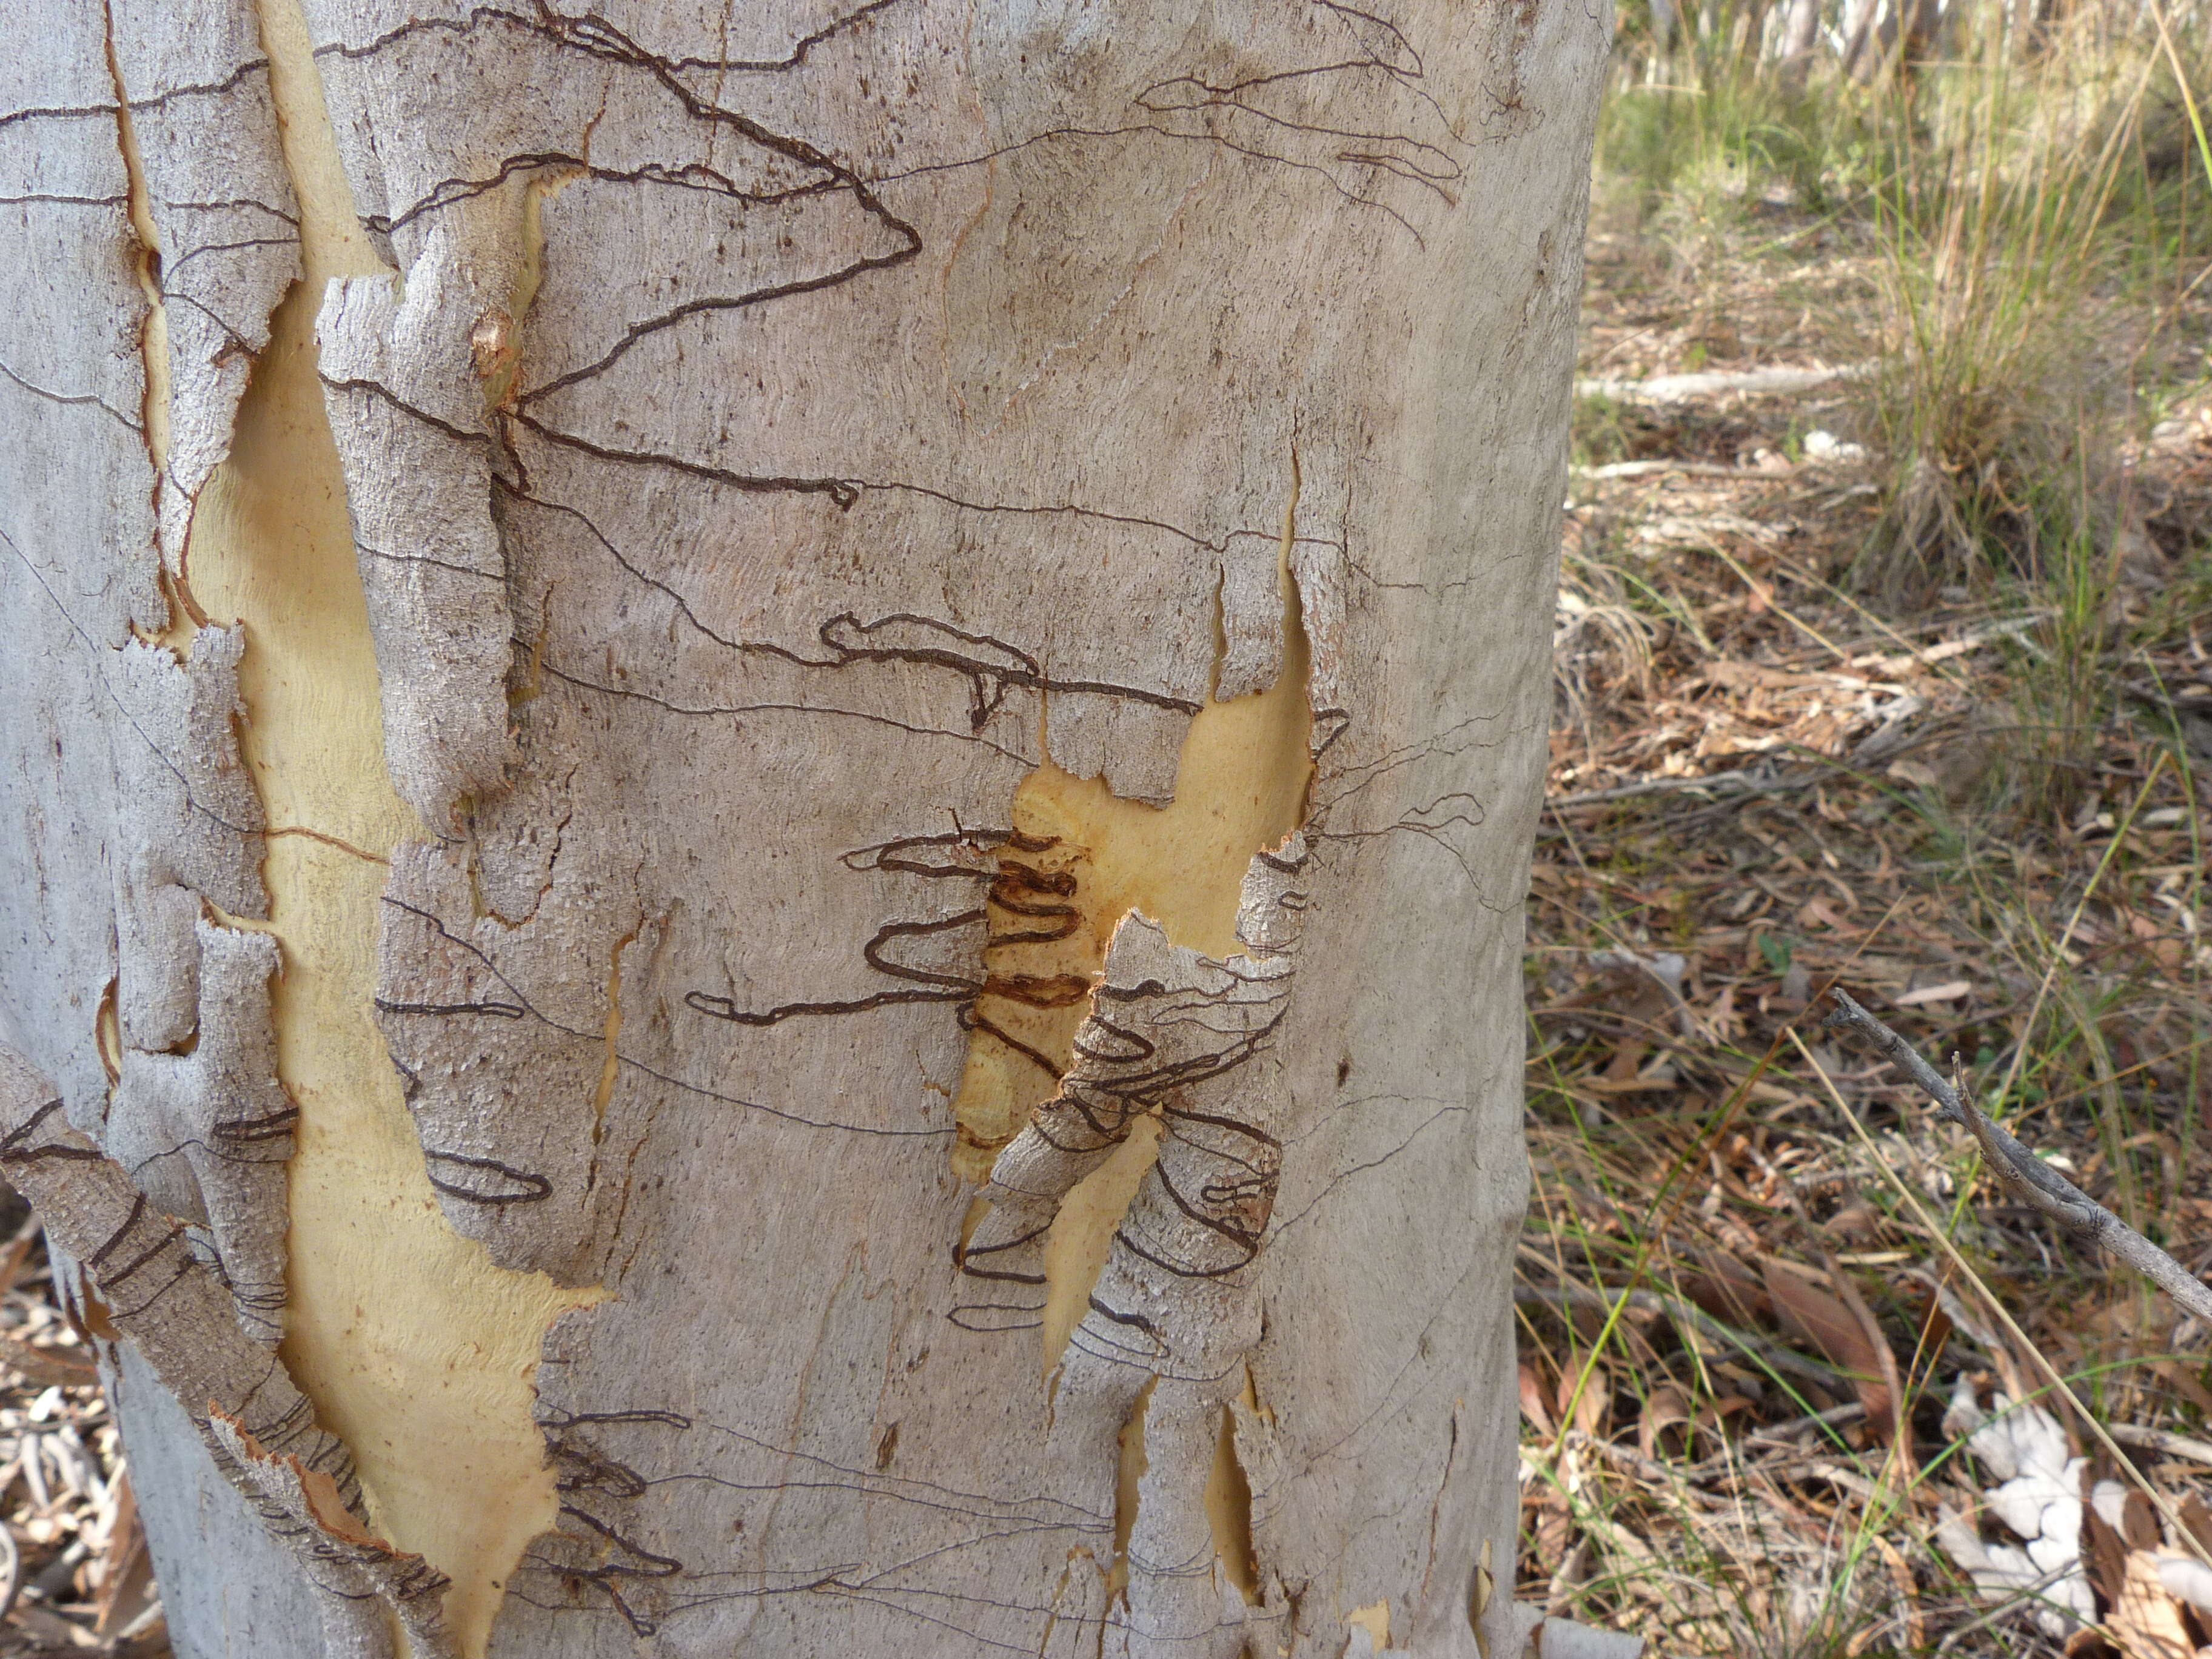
[99,622,296,1345]
[2,0,1610,1653]
[105,0,302,578]
[0,1050,451,1659]
[957,840,1307,1342]
[959,839,1308,1654]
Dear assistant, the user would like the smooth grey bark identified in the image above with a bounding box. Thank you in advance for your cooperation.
[0,1,1615,1655]
[1778,0,1825,77]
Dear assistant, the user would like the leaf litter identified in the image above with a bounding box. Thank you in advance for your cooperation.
[1522,167,2212,1658]
[0,1191,163,1657]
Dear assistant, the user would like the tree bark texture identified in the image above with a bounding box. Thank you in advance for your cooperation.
[0,2,1609,1656]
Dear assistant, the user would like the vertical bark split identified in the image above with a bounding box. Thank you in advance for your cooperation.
[105,0,303,586]
[179,5,599,1651]
[0,1,1612,1654]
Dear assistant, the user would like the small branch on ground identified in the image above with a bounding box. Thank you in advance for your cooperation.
[1822,988,2212,1326]
[1544,763,1814,813]
[2105,1423,2212,1470]
[1574,363,1871,403]
[1574,458,1788,480]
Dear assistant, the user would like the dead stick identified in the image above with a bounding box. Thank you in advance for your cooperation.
[1823,987,2212,1326]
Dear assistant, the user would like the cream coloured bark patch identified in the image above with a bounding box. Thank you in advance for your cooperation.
[1037,1116,1161,1371]
[1347,1599,1392,1650]
[159,3,600,1652]
[950,539,1313,1187]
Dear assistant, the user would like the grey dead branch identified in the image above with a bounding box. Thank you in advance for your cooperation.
[1825,990,2212,1328]
[1574,363,1872,404]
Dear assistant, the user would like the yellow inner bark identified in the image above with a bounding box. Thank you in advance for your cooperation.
[961,625,1313,1356]
[951,597,1313,1159]
[954,500,1313,1317]
[954,488,1312,1606]
[149,5,595,1653]
[1347,1599,1392,1649]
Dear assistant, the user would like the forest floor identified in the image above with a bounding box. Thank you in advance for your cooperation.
[0,1193,160,1656]
[1516,145,2212,1656]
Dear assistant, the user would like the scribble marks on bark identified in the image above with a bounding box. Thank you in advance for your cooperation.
[100,627,290,1346]
[683,825,1094,1158]
[0,0,159,647]
[956,837,1308,1657]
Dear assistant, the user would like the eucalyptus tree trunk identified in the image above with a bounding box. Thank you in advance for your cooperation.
[0,2,1610,1656]
[1838,0,1893,78]
[1777,0,1825,81]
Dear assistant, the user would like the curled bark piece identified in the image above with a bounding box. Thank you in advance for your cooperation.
[209,1410,455,1659]
[958,838,1306,1332]
[961,836,1307,1658]
[99,623,282,1347]
[1824,988,2212,1324]
[0,1044,452,1658]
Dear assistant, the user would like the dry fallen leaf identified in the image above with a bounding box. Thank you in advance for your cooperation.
[1639,1382,1692,1459]
[2110,1549,2197,1659]
[1521,1364,1558,1438]
[1763,1259,1895,1440]
[1562,1362,1611,1438]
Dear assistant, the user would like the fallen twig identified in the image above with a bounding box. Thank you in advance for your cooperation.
[1803,1458,1897,1507]
[1573,458,1785,480]
[1822,988,2212,1326]
[1565,1429,1737,1509]
[2105,1423,2212,1470]
[1744,1401,1868,1449]
[1544,763,1814,812]
[1575,363,1871,403]
[1542,725,1959,816]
